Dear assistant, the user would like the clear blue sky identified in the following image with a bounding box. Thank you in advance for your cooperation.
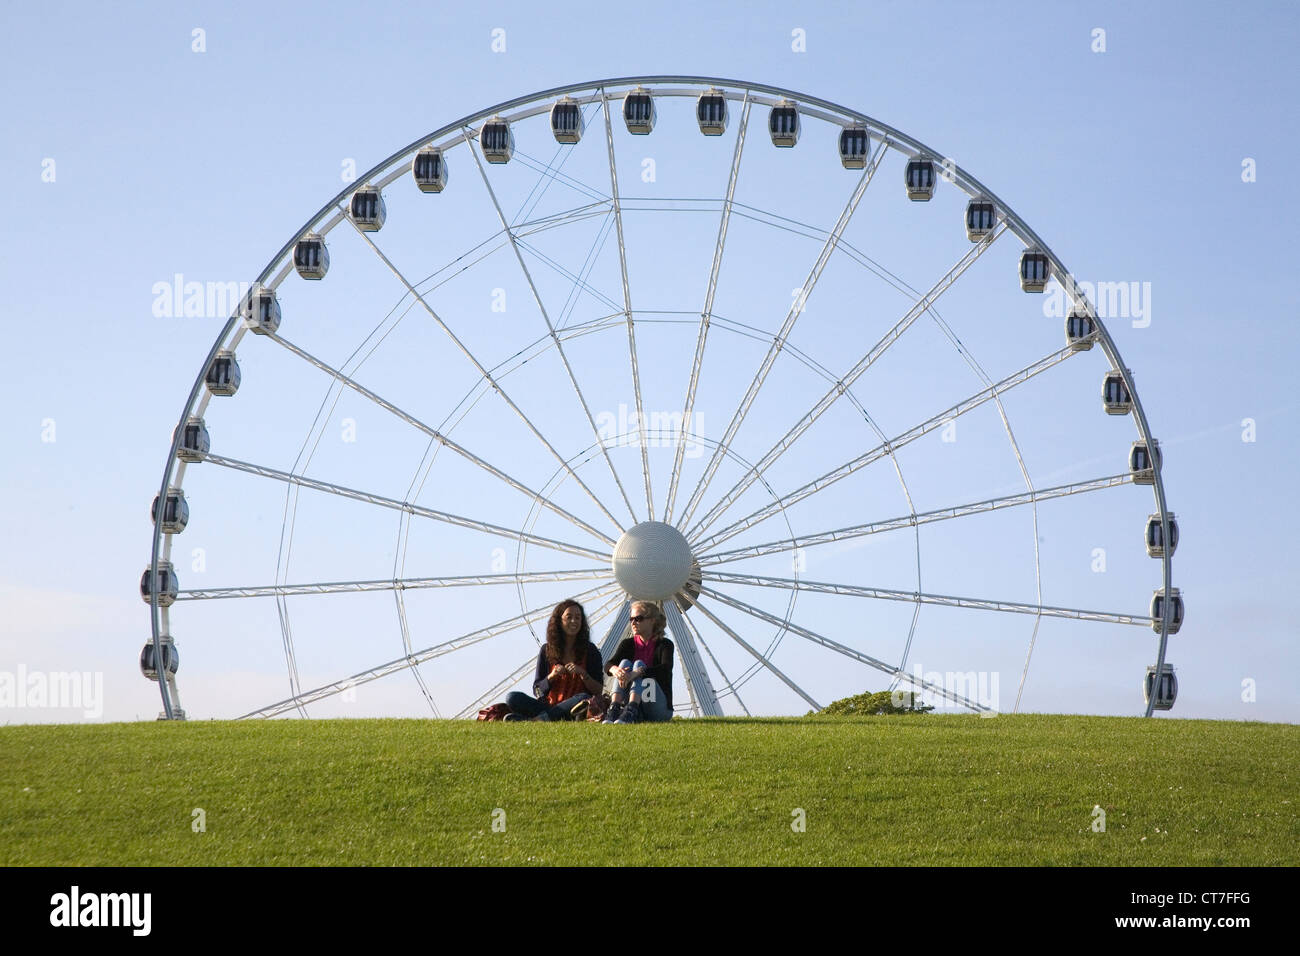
[1,0,1297,724]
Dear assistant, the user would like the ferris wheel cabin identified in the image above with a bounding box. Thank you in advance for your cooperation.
[412,148,448,192]
[349,187,387,232]
[1145,512,1179,558]
[480,117,514,163]
[550,97,585,144]
[1102,369,1132,415]
[696,89,728,135]
[839,126,869,168]
[965,199,996,241]
[1144,664,1177,711]
[768,100,800,147]
[140,561,179,608]
[623,88,656,134]
[1129,438,1161,484]
[205,350,240,397]
[1066,311,1097,350]
[1019,250,1050,292]
[905,158,935,200]
[293,233,329,279]
[175,416,209,463]
[140,636,179,681]
[151,487,189,535]
[1150,587,1184,635]
[243,288,281,335]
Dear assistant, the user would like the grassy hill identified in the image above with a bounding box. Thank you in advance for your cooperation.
[2,714,1295,866]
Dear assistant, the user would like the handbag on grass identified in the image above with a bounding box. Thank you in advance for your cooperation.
[585,693,610,722]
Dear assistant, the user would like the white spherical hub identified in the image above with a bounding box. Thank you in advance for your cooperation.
[612,521,694,601]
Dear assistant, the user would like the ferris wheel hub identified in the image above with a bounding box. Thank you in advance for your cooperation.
[612,521,694,601]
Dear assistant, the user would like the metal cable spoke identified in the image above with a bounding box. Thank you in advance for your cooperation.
[675,141,886,532]
[690,599,821,711]
[662,94,752,525]
[700,586,991,712]
[239,581,615,719]
[699,473,1134,567]
[178,568,615,601]
[687,221,1008,541]
[205,453,610,562]
[267,330,616,548]
[693,344,1078,553]
[601,88,654,519]
[706,573,1150,627]
[348,218,627,534]
[463,126,641,525]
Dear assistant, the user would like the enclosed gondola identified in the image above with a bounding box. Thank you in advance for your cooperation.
[176,416,209,463]
[768,100,800,147]
[550,97,584,144]
[151,487,189,535]
[140,561,179,608]
[1150,587,1184,635]
[349,186,386,232]
[412,147,448,192]
[480,116,514,163]
[696,89,728,135]
[623,87,656,134]
[1020,250,1050,292]
[1145,512,1179,558]
[293,233,329,280]
[140,637,179,681]
[839,126,869,168]
[1129,438,1161,484]
[243,287,280,335]
[205,350,240,397]
[1144,663,1177,711]
[1102,369,1132,415]
[1065,311,1096,351]
[905,158,935,200]
[965,199,996,241]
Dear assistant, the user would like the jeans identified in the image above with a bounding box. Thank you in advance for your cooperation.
[504,690,590,721]
[604,659,671,722]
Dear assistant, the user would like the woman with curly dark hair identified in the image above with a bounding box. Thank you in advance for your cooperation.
[503,599,604,721]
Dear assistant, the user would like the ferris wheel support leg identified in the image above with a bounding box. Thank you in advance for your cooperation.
[664,602,723,717]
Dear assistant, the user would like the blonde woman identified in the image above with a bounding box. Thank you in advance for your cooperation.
[602,600,675,723]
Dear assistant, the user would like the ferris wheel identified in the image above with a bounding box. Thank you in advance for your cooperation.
[142,76,1181,721]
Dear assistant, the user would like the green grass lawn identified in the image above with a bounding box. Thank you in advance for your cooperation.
[2,714,1295,866]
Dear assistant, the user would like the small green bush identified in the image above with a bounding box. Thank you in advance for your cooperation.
[810,690,935,717]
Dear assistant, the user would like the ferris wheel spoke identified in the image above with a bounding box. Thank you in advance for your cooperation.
[600,88,655,520]
[679,603,751,717]
[176,568,615,601]
[453,590,625,719]
[266,330,616,548]
[690,599,821,711]
[706,573,1150,627]
[686,220,1009,541]
[700,586,991,713]
[676,141,887,531]
[464,127,642,526]
[204,453,610,562]
[698,472,1134,567]
[662,94,752,525]
[347,221,627,535]
[239,581,616,719]
[693,343,1078,553]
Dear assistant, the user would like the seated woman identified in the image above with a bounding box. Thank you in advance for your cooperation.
[505,599,603,721]
[602,600,675,724]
